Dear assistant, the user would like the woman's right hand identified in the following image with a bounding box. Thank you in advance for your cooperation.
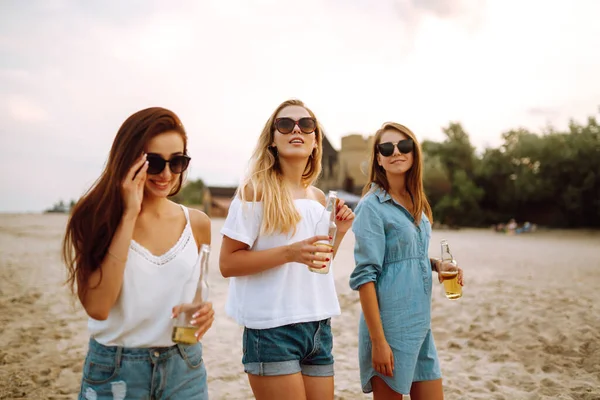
[372,339,395,377]
[122,153,148,217]
[286,235,333,267]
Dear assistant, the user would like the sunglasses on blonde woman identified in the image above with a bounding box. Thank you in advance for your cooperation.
[146,154,191,175]
[377,139,414,157]
[274,117,317,134]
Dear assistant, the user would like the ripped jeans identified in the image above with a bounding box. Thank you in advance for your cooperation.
[79,338,208,400]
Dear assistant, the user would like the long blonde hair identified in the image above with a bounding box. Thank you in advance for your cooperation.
[363,122,433,224]
[239,99,323,234]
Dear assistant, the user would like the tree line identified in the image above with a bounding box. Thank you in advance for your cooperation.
[421,108,600,228]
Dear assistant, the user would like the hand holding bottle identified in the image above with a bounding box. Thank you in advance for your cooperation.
[286,235,333,267]
[334,198,355,234]
[310,191,339,274]
[438,240,464,300]
[171,302,215,341]
[172,244,212,344]
[436,260,464,286]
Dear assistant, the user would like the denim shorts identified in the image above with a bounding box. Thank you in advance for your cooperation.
[242,318,334,377]
[79,338,208,400]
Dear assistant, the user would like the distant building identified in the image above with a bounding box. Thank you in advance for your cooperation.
[337,134,373,194]
[203,186,237,218]
[315,133,339,192]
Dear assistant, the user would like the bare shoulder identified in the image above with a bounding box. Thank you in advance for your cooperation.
[241,183,264,202]
[188,207,211,245]
[309,186,326,206]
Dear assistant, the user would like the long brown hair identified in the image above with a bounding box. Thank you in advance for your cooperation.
[239,99,323,235]
[363,122,433,224]
[63,107,188,296]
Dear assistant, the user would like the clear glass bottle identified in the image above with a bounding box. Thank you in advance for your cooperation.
[310,190,338,274]
[440,239,462,300]
[172,244,210,344]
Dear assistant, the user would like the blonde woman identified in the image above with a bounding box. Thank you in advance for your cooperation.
[350,123,464,399]
[219,99,354,400]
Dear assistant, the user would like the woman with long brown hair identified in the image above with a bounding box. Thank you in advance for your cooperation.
[349,122,464,399]
[219,99,354,400]
[63,107,214,399]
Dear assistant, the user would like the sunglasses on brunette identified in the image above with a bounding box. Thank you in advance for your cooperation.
[146,153,191,175]
[274,117,317,134]
[377,139,414,157]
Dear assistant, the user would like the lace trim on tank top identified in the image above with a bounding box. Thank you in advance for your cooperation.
[129,206,193,266]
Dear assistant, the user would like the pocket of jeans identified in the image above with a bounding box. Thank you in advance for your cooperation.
[180,343,204,369]
[82,350,119,384]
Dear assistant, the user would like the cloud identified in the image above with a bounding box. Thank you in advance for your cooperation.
[410,0,480,18]
[527,107,560,118]
[5,95,49,122]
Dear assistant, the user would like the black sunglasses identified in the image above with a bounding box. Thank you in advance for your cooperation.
[274,117,317,134]
[377,139,414,157]
[146,154,191,175]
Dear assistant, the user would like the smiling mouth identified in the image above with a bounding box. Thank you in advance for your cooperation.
[151,181,171,188]
[289,138,304,144]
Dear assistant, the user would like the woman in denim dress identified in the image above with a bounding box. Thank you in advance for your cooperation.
[63,108,214,399]
[219,99,354,400]
[349,122,464,399]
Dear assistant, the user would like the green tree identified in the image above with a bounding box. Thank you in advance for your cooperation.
[423,123,482,225]
[172,178,205,205]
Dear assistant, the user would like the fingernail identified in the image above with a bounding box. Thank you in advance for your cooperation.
[190,319,196,325]
[329,236,333,240]
[326,258,330,261]
[170,313,175,319]
[192,313,199,318]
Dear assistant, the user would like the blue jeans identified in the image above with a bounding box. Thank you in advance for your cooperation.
[242,319,334,377]
[79,338,208,400]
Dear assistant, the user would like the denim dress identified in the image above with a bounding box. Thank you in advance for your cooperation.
[349,186,441,395]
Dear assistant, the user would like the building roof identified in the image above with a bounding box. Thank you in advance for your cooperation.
[206,186,238,198]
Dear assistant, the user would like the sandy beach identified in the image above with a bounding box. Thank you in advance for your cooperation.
[1,213,599,400]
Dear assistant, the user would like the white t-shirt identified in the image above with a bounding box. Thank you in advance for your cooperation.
[221,197,341,329]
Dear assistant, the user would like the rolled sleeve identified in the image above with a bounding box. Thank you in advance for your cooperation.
[349,201,385,291]
[220,197,261,248]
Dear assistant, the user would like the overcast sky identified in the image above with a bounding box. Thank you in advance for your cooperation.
[1,0,599,212]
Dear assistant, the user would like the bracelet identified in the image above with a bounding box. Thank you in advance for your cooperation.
[107,250,127,263]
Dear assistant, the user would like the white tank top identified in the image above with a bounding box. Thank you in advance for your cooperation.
[88,205,200,347]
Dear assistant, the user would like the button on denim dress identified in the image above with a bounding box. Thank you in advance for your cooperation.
[349,186,441,395]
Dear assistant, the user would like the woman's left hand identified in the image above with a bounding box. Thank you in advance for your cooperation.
[190,302,215,340]
[335,198,355,234]
[436,260,464,286]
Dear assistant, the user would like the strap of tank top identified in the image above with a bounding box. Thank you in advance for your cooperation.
[180,204,190,224]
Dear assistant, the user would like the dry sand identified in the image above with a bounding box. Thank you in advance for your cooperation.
[1,214,599,400]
